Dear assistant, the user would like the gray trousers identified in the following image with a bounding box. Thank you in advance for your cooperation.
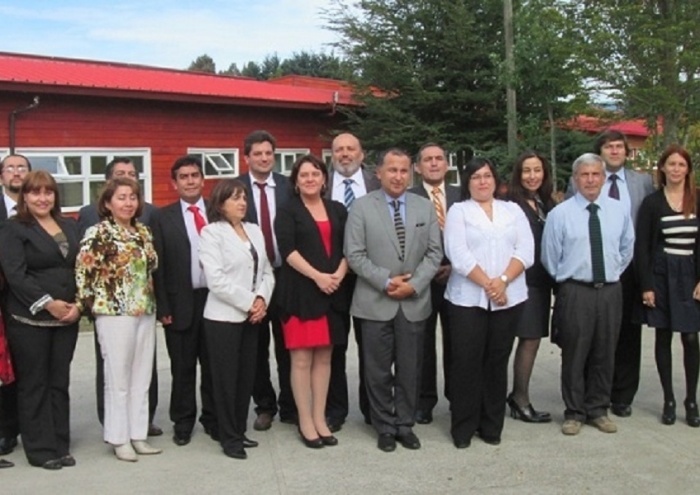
[361,308,425,436]
[555,281,622,421]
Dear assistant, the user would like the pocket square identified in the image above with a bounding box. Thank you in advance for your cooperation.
[416,222,426,227]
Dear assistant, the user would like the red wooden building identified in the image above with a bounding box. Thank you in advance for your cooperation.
[0,52,356,211]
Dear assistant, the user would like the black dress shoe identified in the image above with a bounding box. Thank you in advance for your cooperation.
[396,432,421,450]
[253,413,273,431]
[507,394,551,423]
[148,424,164,436]
[453,438,471,449]
[320,435,338,446]
[204,426,220,442]
[661,400,676,425]
[0,459,14,468]
[610,403,632,417]
[59,454,76,467]
[298,427,324,449]
[415,410,433,425]
[173,433,191,446]
[481,435,501,446]
[29,459,63,470]
[0,436,18,455]
[242,436,259,448]
[377,433,396,452]
[685,399,700,427]
[223,445,247,460]
[326,418,344,433]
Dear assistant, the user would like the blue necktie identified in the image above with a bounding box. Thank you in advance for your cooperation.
[343,179,355,210]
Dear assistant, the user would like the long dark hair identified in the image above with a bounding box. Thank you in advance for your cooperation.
[656,144,696,217]
[509,151,554,210]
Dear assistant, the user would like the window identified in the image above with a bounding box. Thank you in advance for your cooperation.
[1,148,151,212]
[322,149,333,167]
[274,149,309,176]
[188,149,239,178]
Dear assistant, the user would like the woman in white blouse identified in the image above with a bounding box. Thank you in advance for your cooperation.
[444,157,534,449]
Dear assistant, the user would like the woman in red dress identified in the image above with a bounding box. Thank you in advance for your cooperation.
[274,154,348,448]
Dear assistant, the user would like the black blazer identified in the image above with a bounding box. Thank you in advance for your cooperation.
[237,172,292,225]
[511,197,555,289]
[0,216,79,322]
[274,196,348,320]
[0,197,8,222]
[151,200,208,330]
[408,183,460,265]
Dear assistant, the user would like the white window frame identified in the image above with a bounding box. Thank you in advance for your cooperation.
[1,148,151,213]
[322,149,333,167]
[275,149,310,176]
[188,148,239,178]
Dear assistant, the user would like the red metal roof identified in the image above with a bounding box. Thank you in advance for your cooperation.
[0,52,358,110]
[564,115,659,138]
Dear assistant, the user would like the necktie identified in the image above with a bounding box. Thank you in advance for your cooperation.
[431,187,445,230]
[587,203,606,283]
[343,178,355,210]
[187,205,206,234]
[392,199,405,260]
[256,182,275,263]
[608,174,620,200]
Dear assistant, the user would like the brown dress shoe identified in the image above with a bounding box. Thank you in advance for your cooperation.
[253,412,273,431]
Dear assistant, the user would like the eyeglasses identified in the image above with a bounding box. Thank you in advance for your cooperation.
[2,165,29,174]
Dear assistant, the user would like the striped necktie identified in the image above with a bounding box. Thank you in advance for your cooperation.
[431,187,445,230]
[392,199,405,260]
[587,203,606,283]
[343,179,355,210]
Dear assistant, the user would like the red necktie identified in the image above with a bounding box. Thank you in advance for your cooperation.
[255,182,275,263]
[187,205,207,234]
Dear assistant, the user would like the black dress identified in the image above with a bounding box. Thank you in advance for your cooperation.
[636,190,700,333]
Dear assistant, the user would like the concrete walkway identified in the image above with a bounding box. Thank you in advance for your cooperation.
[2,325,699,494]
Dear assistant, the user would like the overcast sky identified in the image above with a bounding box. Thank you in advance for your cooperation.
[0,0,340,70]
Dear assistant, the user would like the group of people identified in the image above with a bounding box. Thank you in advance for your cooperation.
[0,128,698,470]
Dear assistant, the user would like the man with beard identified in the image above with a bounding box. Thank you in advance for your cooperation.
[324,133,380,430]
[0,153,31,468]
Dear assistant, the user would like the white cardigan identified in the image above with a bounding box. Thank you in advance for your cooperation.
[199,221,275,323]
[444,199,534,310]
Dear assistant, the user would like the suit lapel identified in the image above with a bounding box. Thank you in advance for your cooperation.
[403,194,416,256]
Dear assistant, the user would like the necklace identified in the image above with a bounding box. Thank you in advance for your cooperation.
[664,188,683,212]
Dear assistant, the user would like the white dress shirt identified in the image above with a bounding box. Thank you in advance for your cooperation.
[180,198,208,289]
[331,167,368,203]
[603,168,632,215]
[3,193,17,217]
[444,199,534,310]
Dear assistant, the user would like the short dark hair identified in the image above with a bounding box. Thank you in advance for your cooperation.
[14,170,61,223]
[0,153,32,173]
[508,151,554,208]
[593,130,630,156]
[171,155,203,180]
[414,143,446,164]
[244,130,277,156]
[460,157,500,200]
[97,178,143,223]
[207,179,248,223]
[377,148,411,168]
[289,154,328,196]
[105,157,138,180]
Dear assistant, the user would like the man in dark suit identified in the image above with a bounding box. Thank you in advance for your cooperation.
[77,157,162,436]
[566,131,654,417]
[408,143,461,424]
[345,148,442,452]
[151,156,215,446]
[236,130,296,431]
[0,153,31,468]
[324,133,380,431]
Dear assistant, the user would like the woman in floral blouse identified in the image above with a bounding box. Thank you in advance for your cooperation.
[75,177,160,462]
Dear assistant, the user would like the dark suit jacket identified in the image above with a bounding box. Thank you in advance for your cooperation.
[408,183,460,265]
[0,198,8,222]
[325,167,381,200]
[237,172,292,226]
[151,200,208,330]
[274,196,348,320]
[77,202,157,238]
[0,217,79,322]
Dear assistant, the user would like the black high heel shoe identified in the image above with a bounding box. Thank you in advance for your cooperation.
[298,427,324,449]
[507,394,552,423]
[661,400,676,425]
[319,434,338,446]
[684,399,700,427]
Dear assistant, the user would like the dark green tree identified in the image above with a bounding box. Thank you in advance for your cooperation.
[187,54,216,73]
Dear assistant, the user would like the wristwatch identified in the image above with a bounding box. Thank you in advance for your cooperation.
[499,274,509,285]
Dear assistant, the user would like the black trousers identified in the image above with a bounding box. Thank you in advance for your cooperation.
[610,267,643,406]
[164,289,215,435]
[448,302,520,443]
[361,309,424,436]
[417,281,451,414]
[252,281,296,420]
[0,382,18,440]
[6,320,78,465]
[325,311,351,422]
[556,282,622,421]
[204,319,257,450]
[95,328,158,425]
